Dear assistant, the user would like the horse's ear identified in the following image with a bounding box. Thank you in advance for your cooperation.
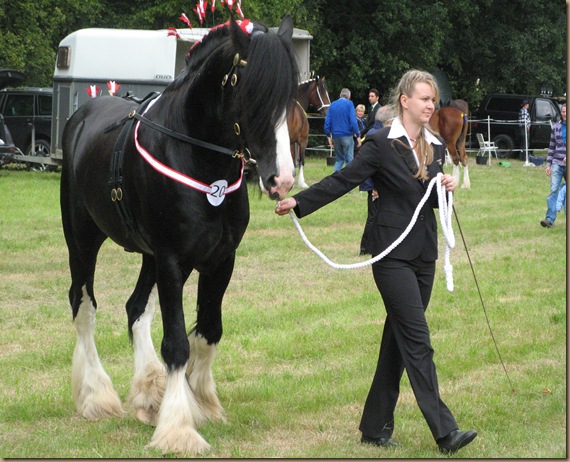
[229,12,249,49]
[277,14,293,42]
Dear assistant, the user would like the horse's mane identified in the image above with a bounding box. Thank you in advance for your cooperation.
[163,19,297,141]
[236,27,298,138]
[166,24,233,93]
[298,78,317,86]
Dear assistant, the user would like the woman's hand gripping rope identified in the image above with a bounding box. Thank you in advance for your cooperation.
[276,173,457,291]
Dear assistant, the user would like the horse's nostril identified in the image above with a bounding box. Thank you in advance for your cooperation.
[266,175,277,189]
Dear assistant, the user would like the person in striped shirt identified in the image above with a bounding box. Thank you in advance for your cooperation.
[518,99,531,153]
[541,103,566,228]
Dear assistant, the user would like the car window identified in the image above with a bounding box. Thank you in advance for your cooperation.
[486,97,522,112]
[534,98,559,122]
[38,95,52,116]
[0,121,7,143]
[5,94,33,117]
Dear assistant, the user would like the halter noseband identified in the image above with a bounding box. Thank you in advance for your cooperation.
[315,81,331,112]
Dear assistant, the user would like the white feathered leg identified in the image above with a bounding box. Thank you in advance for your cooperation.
[186,331,225,423]
[72,287,123,419]
[148,365,210,455]
[452,163,461,185]
[127,286,166,426]
[297,164,309,188]
[461,165,471,189]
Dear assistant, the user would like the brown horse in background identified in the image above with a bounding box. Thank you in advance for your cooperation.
[287,76,331,188]
[449,98,469,114]
[287,101,310,187]
[429,105,470,189]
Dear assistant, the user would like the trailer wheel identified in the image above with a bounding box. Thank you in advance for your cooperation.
[27,139,57,172]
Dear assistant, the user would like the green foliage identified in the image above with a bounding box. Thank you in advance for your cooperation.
[0,0,565,107]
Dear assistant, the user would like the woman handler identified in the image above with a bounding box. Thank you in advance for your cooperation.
[275,69,477,454]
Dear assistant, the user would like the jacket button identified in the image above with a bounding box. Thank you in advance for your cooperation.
[419,214,424,221]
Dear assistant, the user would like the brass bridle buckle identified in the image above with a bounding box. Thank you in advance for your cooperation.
[222,53,248,87]
[111,187,123,202]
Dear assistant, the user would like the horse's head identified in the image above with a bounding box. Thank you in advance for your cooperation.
[178,15,298,200]
[312,76,331,116]
[231,16,298,199]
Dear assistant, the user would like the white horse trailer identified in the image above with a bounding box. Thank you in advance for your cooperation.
[49,26,312,165]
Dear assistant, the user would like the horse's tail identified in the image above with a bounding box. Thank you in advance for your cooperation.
[457,112,469,166]
[458,112,468,145]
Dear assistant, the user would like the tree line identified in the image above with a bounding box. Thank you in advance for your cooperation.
[0,0,565,110]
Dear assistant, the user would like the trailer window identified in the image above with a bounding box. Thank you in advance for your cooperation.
[57,46,71,69]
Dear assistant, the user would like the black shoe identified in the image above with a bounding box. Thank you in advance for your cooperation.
[361,434,399,447]
[437,429,477,454]
[540,219,554,228]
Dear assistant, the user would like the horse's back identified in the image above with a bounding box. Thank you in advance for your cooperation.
[63,97,136,163]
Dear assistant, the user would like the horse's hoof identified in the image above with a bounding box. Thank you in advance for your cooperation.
[75,383,125,420]
[136,408,158,426]
[148,426,211,455]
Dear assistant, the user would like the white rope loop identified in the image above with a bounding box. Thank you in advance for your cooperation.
[287,172,456,291]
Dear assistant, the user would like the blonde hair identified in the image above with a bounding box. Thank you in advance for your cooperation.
[390,69,439,180]
[356,104,366,113]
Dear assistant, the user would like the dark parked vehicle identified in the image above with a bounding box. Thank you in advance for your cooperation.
[0,114,19,166]
[0,86,53,158]
[471,94,562,157]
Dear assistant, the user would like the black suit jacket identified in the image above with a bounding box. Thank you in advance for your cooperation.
[361,103,380,137]
[293,126,446,262]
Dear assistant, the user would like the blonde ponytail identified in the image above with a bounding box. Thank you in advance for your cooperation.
[390,70,439,180]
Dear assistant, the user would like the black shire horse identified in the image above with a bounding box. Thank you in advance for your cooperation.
[60,16,298,455]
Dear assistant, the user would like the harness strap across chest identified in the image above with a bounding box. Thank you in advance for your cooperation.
[108,95,159,246]
[107,88,252,247]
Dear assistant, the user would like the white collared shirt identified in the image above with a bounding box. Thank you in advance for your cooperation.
[387,117,441,166]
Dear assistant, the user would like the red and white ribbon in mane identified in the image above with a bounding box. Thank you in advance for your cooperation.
[107,81,120,96]
[85,85,100,98]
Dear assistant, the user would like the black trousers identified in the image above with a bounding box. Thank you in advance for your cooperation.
[359,257,458,442]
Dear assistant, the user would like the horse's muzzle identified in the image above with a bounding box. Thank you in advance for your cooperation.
[266,175,294,200]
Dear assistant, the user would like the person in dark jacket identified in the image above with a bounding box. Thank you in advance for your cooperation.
[359,105,396,255]
[276,69,477,455]
[360,88,381,138]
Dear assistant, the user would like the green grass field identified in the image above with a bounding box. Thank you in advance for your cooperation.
[0,155,566,458]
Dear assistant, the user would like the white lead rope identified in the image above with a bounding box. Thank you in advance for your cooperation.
[286,172,456,291]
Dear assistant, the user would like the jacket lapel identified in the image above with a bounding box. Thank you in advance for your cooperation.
[392,135,446,190]
[392,136,420,178]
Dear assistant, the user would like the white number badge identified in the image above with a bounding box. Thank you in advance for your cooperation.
[207,179,228,206]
